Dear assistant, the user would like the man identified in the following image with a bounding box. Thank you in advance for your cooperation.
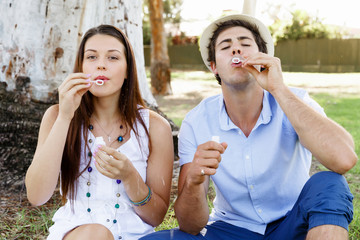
[142,14,357,240]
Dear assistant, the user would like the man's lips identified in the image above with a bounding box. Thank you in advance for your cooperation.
[231,62,243,67]
[231,57,245,67]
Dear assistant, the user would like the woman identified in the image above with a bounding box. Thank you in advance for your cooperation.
[25,25,174,240]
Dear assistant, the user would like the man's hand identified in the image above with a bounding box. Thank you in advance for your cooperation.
[187,141,228,185]
[243,52,285,94]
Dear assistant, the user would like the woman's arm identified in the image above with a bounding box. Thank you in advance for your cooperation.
[25,73,93,206]
[131,110,174,226]
[94,110,174,226]
[25,105,70,206]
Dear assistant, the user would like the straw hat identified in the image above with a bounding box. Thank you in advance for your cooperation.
[199,14,274,71]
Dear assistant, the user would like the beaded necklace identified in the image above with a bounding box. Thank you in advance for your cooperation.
[85,123,126,226]
[92,116,115,142]
[89,118,125,145]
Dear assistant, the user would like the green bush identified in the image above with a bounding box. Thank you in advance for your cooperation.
[269,10,343,43]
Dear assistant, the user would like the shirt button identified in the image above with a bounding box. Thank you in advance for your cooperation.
[238,130,242,135]
[250,185,254,190]
[245,155,250,160]
[258,209,262,213]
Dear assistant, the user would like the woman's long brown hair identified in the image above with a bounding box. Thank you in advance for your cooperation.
[61,25,148,204]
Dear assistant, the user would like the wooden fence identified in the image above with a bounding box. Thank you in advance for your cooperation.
[144,38,360,73]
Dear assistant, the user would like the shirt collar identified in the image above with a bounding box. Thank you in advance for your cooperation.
[218,90,273,131]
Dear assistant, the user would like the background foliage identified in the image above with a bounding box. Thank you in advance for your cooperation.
[269,10,345,43]
[142,0,183,45]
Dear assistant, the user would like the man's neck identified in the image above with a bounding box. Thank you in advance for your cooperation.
[222,84,264,137]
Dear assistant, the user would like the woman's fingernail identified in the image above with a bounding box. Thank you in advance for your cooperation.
[86,73,91,77]
[86,79,91,82]
[93,148,99,155]
[93,145,102,155]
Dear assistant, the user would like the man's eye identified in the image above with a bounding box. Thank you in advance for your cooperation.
[242,44,251,47]
[221,46,230,50]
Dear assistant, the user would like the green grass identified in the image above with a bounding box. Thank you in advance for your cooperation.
[311,93,360,239]
[0,196,59,240]
[2,71,360,239]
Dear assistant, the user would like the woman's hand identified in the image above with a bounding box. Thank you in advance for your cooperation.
[57,73,93,121]
[93,145,135,180]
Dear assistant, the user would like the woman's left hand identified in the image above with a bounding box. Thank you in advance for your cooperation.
[93,145,135,180]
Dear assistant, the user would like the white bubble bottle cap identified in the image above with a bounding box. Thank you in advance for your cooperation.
[211,136,220,143]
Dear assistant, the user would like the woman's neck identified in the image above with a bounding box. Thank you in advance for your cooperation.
[92,96,121,124]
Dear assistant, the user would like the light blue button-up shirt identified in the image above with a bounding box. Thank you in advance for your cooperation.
[178,88,325,235]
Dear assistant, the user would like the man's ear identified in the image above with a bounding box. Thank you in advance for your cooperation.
[210,61,218,74]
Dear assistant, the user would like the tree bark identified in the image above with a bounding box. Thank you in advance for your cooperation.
[242,0,257,16]
[148,0,172,95]
[0,0,156,105]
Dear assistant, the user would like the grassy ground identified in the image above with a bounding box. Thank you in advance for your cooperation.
[1,71,359,239]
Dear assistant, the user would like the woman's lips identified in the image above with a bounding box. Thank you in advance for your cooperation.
[91,76,109,85]
[94,75,109,80]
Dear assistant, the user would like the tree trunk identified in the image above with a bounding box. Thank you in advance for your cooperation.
[148,0,172,95]
[0,0,171,196]
[0,0,156,105]
[242,0,257,16]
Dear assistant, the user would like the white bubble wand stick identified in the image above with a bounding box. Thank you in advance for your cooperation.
[90,79,105,86]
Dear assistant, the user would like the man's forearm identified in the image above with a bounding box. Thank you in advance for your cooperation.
[174,179,210,235]
[272,86,357,174]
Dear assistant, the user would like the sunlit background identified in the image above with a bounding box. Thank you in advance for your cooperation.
[179,0,359,36]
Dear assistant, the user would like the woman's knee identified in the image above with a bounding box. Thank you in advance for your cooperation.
[64,224,114,240]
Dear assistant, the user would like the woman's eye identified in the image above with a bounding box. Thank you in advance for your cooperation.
[242,44,251,47]
[221,46,230,50]
[86,55,96,60]
[109,56,119,60]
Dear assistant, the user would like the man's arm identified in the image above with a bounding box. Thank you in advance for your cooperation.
[174,163,210,235]
[245,53,358,174]
[272,86,357,174]
[174,141,227,235]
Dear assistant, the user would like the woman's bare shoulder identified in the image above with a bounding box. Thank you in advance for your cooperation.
[148,110,171,132]
[43,104,59,121]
